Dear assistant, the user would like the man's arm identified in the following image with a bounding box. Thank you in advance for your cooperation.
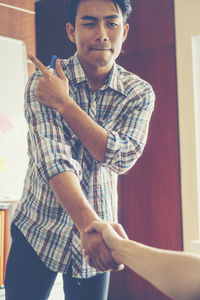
[29,55,155,172]
[58,100,108,162]
[24,69,82,185]
[27,56,122,271]
[49,171,122,271]
[86,221,200,300]
[28,55,108,162]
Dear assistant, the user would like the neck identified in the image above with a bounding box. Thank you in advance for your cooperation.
[78,56,114,91]
[88,72,108,91]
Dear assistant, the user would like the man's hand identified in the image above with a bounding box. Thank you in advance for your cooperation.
[29,55,108,162]
[84,221,129,265]
[80,228,124,272]
[28,54,71,113]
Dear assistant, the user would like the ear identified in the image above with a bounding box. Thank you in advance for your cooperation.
[122,23,129,43]
[66,23,76,43]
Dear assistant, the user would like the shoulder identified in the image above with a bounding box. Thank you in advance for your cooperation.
[26,69,41,94]
[59,57,72,73]
[59,56,78,80]
[114,64,155,111]
[115,64,154,97]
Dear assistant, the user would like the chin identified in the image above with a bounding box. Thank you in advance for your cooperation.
[93,56,113,68]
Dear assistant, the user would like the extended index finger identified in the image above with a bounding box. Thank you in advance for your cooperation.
[28,54,50,77]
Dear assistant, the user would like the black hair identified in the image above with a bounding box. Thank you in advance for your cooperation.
[66,0,132,27]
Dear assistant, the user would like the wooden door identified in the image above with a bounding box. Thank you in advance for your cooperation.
[109,1,182,299]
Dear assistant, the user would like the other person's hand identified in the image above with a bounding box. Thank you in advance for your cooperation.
[80,228,124,272]
[84,221,128,264]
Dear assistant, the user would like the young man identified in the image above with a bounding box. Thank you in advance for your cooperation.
[86,221,200,300]
[5,0,155,299]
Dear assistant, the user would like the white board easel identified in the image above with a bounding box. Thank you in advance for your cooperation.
[0,35,28,200]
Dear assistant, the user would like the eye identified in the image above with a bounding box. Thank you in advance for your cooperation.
[83,23,95,27]
[107,22,118,28]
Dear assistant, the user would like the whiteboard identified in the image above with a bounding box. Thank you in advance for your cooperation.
[0,35,28,200]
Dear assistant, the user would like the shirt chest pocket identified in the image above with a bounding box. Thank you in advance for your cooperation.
[98,103,125,131]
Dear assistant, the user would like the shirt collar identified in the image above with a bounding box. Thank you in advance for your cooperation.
[69,52,88,84]
[105,63,128,96]
[68,53,128,96]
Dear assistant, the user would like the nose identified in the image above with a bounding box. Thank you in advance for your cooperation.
[95,23,108,42]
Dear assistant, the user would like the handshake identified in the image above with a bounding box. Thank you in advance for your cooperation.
[82,221,200,300]
[81,221,128,272]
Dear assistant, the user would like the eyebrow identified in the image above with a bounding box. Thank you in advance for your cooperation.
[81,15,120,21]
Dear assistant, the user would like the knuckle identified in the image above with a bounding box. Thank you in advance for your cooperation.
[117,223,122,230]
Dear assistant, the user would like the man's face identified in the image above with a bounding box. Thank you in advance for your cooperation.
[66,0,129,73]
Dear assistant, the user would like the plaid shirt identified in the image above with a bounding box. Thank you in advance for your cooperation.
[13,53,155,278]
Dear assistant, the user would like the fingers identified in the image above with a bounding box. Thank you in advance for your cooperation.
[28,54,50,78]
[84,244,124,272]
[81,231,115,271]
[83,244,109,271]
[29,55,67,83]
[82,224,126,271]
[83,235,122,271]
[98,243,114,271]
[85,221,128,241]
[96,248,109,271]
[112,223,128,240]
[55,58,67,80]
[99,248,121,271]
[85,221,105,234]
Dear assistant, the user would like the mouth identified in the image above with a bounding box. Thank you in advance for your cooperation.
[89,46,111,51]
[89,49,111,53]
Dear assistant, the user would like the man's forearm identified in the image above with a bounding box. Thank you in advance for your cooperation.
[49,171,101,231]
[50,171,121,271]
[59,100,108,162]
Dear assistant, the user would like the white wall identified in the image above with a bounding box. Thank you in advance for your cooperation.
[174,0,200,251]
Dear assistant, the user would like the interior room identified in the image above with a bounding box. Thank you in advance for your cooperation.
[0,0,200,299]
